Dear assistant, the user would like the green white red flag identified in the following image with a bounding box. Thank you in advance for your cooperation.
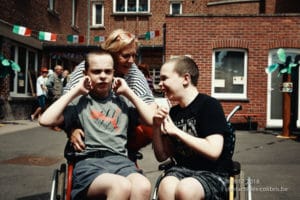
[67,35,84,43]
[94,36,105,42]
[145,30,160,40]
[38,31,57,41]
[12,25,32,36]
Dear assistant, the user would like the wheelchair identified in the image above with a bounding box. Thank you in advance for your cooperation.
[151,105,252,200]
[49,126,147,200]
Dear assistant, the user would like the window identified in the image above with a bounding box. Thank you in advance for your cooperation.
[212,49,248,100]
[92,1,104,27]
[114,0,150,13]
[72,0,78,27]
[170,1,182,14]
[9,45,40,97]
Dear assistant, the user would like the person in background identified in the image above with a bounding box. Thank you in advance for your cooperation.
[62,69,70,88]
[138,63,154,93]
[64,29,156,153]
[152,56,230,200]
[30,67,48,121]
[39,50,153,200]
[46,64,64,104]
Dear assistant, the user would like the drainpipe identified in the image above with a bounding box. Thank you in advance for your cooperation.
[163,23,166,63]
[87,0,90,45]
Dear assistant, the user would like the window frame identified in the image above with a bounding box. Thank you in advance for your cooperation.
[9,44,39,98]
[113,0,150,14]
[211,48,248,100]
[91,1,104,27]
[170,1,182,15]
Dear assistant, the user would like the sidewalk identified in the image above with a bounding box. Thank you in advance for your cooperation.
[0,120,41,136]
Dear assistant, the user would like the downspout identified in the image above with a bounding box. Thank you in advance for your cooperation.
[87,0,90,45]
[163,23,166,63]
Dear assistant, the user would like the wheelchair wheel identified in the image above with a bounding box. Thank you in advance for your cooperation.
[152,173,164,200]
[50,163,67,200]
[234,170,253,200]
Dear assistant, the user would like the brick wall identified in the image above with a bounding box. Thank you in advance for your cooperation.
[165,15,300,128]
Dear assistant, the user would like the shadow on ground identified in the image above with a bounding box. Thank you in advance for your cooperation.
[17,193,50,200]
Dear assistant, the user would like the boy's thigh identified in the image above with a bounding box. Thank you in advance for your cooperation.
[72,155,142,199]
[165,166,227,200]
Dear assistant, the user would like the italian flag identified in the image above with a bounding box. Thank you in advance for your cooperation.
[12,25,32,36]
[38,31,57,41]
[94,36,105,42]
[67,35,84,43]
[145,30,160,40]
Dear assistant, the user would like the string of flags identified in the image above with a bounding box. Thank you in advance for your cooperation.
[11,24,160,43]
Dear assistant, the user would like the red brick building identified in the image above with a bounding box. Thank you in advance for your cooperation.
[0,0,300,132]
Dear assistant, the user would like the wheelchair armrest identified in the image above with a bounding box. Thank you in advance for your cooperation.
[64,141,77,163]
[128,151,143,163]
[158,159,176,171]
[134,151,143,160]
[230,161,241,176]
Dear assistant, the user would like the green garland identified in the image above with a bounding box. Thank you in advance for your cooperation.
[0,54,20,78]
[266,48,297,76]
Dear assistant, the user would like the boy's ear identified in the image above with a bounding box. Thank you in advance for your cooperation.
[183,73,190,86]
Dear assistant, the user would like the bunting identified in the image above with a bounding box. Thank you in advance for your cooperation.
[9,22,160,43]
[145,30,160,40]
[94,36,105,42]
[38,31,57,41]
[67,35,85,43]
[12,25,32,36]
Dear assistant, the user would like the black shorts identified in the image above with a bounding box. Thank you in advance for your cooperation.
[164,166,228,200]
[72,155,142,200]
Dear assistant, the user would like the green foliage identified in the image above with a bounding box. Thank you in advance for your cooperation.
[0,53,21,78]
[266,48,297,76]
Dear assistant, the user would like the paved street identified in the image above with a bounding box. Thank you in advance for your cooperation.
[0,121,300,200]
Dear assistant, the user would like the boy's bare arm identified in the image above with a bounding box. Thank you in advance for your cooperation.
[113,78,156,125]
[39,76,91,127]
[152,107,173,162]
[162,116,224,161]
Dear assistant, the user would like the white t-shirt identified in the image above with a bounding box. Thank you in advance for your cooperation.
[36,75,47,96]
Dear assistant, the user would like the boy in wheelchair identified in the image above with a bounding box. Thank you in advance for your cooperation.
[39,50,154,200]
[152,56,232,200]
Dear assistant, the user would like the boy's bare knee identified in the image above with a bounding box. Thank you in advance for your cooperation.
[175,179,205,200]
[127,173,151,198]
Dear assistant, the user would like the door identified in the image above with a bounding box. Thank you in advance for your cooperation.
[267,48,300,128]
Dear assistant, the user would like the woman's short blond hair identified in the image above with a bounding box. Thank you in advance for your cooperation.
[101,29,138,53]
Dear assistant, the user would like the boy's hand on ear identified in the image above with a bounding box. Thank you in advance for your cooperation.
[75,76,93,95]
[112,78,129,95]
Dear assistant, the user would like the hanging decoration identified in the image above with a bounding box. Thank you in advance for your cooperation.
[265,48,297,76]
[145,30,160,40]
[0,54,21,78]
[12,25,32,36]
[38,31,57,41]
[67,35,85,43]
[8,20,161,43]
[94,36,105,42]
